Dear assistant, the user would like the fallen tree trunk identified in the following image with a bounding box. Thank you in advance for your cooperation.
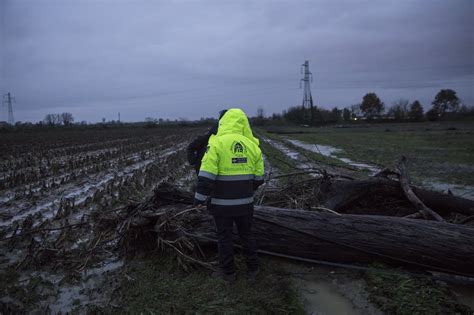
[123,186,474,277]
[321,178,474,216]
[413,187,474,216]
[190,206,474,276]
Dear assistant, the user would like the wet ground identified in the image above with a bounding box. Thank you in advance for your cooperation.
[286,139,381,176]
[266,134,474,201]
[286,263,383,315]
[0,129,195,312]
[1,125,473,313]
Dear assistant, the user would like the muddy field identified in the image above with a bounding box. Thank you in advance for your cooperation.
[1,123,473,314]
[0,125,198,312]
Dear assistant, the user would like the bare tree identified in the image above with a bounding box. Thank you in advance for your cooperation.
[44,114,55,125]
[330,107,342,122]
[350,104,361,119]
[145,117,157,123]
[388,99,409,121]
[343,108,351,122]
[44,113,74,125]
[253,107,266,126]
[61,112,74,125]
[53,114,62,125]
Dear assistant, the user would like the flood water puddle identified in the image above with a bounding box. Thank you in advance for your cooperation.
[294,278,362,315]
[286,139,381,175]
[48,259,124,313]
[289,269,383,315]
[261,137,322,174]
[264,138,300,160]
[422,180,474,201]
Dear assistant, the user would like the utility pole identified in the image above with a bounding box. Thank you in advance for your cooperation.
[2,92,15,125]
[300,60,314,124]
[118,112,121,123]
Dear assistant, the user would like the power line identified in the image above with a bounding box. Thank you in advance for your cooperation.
[107,84,300,108]
[315,63,474,76]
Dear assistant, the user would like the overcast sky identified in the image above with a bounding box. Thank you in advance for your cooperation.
[1,0,473,122]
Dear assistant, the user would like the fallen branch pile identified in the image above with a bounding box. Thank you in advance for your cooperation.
[260,159,474,221]
[111,182,474,277]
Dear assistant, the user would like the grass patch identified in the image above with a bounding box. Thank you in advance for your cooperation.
[365,265,472,315]
[264,122,474,186]
[109,255,305,314]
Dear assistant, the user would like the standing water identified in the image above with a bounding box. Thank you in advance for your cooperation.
[286,139,381,175]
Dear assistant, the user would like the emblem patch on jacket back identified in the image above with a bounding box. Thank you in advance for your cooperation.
[231,141,247,164]
[232,141,245,154]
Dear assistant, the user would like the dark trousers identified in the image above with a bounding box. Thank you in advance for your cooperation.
[213,213,259,275]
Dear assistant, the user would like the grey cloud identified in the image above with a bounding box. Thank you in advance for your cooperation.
[1,0,473,122]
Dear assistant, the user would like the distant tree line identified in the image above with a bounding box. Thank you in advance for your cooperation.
[252,88,473,126]
[2,88,472,133]
[43,112,75,126]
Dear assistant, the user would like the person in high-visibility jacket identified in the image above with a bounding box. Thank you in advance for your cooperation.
[194,108,264,281]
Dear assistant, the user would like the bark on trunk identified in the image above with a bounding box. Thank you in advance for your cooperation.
[131,202,474,277]
[247,206,474,276]
[132,184,474,276]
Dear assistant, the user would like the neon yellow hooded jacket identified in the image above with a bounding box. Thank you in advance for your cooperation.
[194,108,264,216]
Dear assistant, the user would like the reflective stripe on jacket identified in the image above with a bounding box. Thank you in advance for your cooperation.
[194,108,264,216]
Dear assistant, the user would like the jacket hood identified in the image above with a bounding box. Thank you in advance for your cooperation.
[216,108,259,145]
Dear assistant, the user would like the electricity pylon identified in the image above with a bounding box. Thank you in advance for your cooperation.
[300,60,314,124]
[2,92,15,125]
